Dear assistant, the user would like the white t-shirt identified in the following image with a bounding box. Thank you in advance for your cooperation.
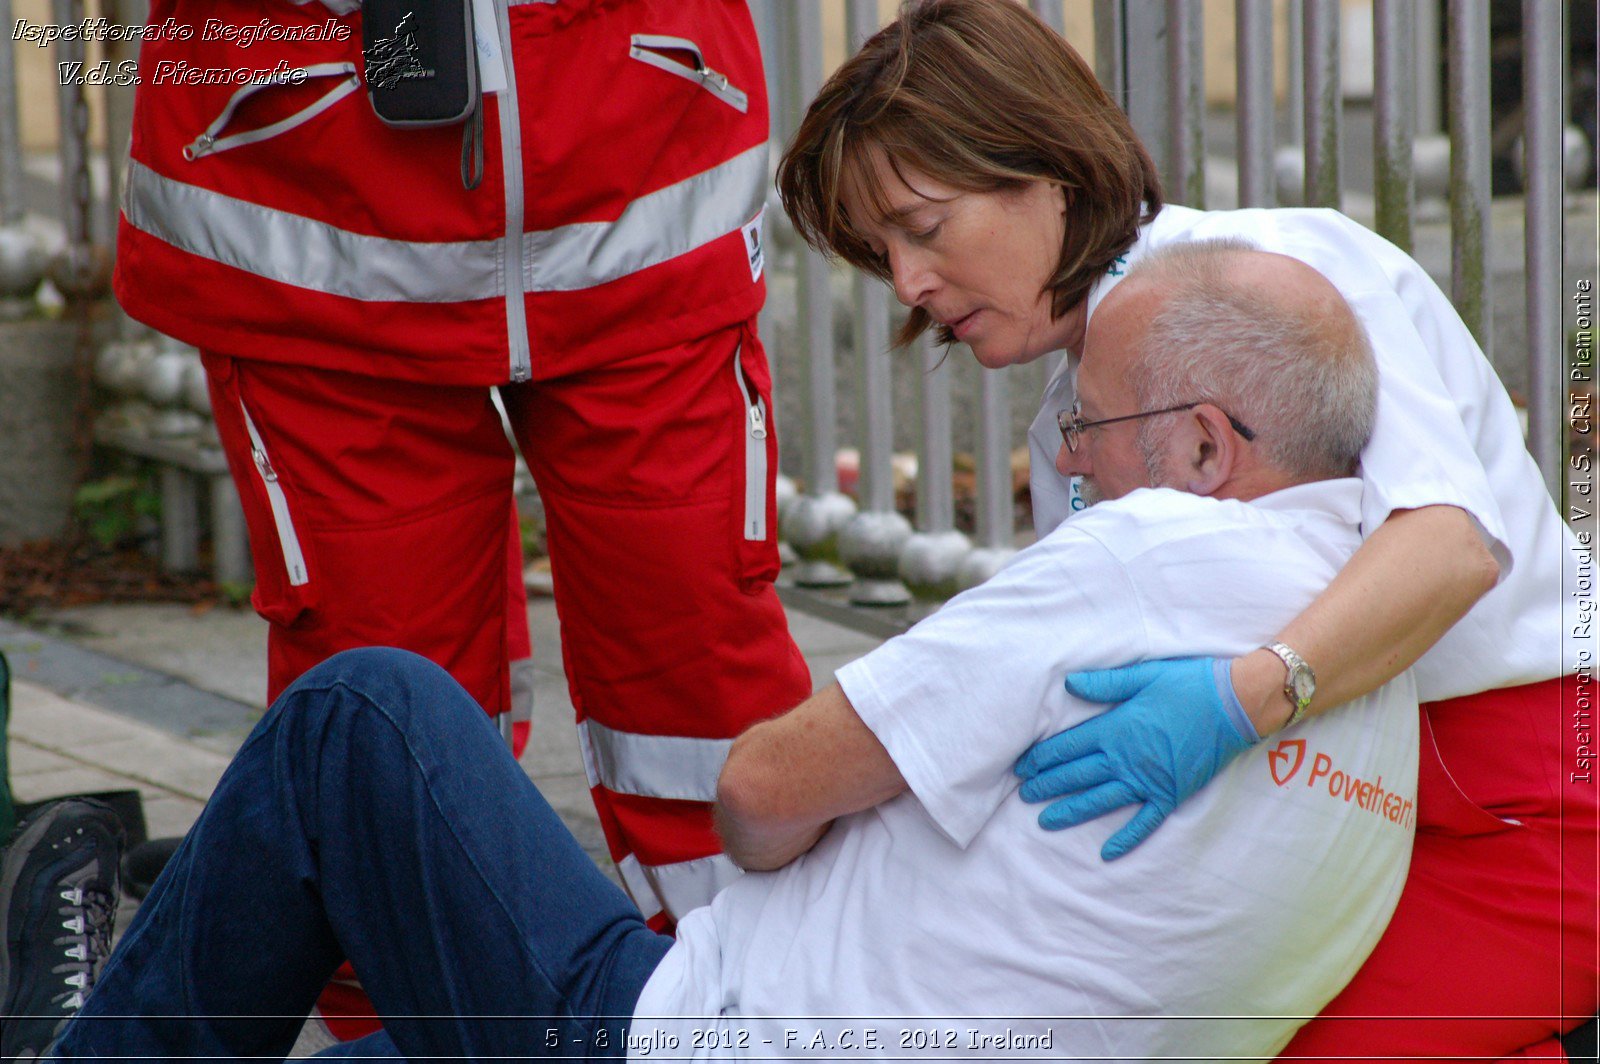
[1027,205,1580,701]
[631,481,1417,1061]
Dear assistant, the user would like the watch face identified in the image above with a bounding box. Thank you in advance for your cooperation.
[1290,670,1315,705]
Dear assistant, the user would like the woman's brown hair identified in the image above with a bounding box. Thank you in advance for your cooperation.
[776,0,1162,347]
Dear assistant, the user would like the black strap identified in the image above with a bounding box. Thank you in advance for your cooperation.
[461,96,484,190]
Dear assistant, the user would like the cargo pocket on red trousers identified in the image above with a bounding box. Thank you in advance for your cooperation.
[731,328,780,592]
[202,354,319,629]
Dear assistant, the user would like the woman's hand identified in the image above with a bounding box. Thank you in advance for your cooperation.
[1014,509,1498,860]
[1013,657,1257,860]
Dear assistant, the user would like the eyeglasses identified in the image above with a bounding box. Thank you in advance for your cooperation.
[1057,400,1256,454]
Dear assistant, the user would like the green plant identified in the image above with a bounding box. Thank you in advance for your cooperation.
[518,509,547,561]
[74,474,160,548]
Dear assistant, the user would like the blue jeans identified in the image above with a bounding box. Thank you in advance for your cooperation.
[54,647,673,1061]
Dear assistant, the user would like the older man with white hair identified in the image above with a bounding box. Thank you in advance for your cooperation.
[26,240,1416,1063]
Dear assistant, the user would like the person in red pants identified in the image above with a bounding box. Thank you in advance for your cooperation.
[115,0,810,1035]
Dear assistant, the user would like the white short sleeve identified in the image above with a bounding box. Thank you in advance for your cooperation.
[835,531,1146,848]
[1271,215,1512,570]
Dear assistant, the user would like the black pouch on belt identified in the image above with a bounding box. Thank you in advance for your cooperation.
[361,0,484,187]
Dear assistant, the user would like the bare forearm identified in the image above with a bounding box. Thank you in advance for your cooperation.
[712,803,829,872]
[713,720,835,871]
[714,685,906,871]
[1236,505,1499,734]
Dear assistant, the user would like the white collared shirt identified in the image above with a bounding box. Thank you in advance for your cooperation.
[1028,205,1579,701]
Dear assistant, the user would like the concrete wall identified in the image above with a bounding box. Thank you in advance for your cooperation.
[0,320,84,545]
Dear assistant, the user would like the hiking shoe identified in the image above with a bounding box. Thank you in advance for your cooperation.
[0,800,124,1060]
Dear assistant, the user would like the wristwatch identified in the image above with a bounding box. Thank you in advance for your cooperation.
[1265,641,1316,729]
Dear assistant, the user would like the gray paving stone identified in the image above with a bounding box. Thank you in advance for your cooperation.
[781,606,892,658]
[13,765,137,805]
[524,594,565,673]
[804,651,877,692]
[12,680,182,753]
[33,603,270,709]
[141,793,207,839]
[518,675,583,780]
[10,680,228,796]
[0,619,263,746]
[61,731,228,801]
[86,682,262,753]
[8,741,77,777]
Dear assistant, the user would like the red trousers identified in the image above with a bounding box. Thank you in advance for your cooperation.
[202,319,811,1033]
[1281,675,1599,1061]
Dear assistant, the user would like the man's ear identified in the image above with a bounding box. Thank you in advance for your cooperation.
[1169,405,1239,497]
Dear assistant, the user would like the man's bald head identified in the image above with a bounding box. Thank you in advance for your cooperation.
[1096,239,1377,484]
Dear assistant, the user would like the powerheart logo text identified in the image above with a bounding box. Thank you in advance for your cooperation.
[1268,738,1306,786]
[364,11,434,90]
[1266,738,1415,830]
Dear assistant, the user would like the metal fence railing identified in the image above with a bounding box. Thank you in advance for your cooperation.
[750,0,1579,628]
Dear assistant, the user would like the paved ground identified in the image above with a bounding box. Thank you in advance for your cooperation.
[0,590,886,1055]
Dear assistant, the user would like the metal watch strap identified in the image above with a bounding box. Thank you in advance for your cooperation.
[1266,641,1314,729]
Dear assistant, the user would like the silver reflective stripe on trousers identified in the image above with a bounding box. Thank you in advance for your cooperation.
[122,144,768,302]
[578,718,733,803]
[617,852,742,922]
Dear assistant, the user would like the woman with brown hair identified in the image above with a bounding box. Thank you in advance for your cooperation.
[776,0,1595,1058]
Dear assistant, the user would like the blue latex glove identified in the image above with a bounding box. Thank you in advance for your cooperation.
[1013,658,1258,860]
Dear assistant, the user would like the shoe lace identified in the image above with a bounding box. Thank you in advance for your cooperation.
[49,884,115,1012]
